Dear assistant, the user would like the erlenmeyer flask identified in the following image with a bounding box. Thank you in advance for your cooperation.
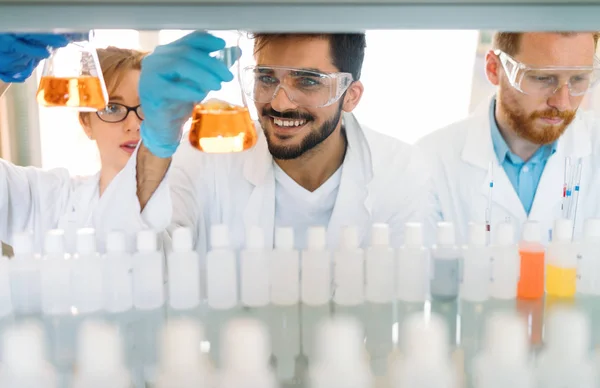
[188,33,258,153]
[36,31,108,112]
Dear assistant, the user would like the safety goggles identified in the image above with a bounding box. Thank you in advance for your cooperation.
[495,49,600,97]
[96,102,144,123]
[240,65,354,108]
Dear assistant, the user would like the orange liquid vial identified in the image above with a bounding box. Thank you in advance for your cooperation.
[189,100,257,153]
[36,76,106,111]
[517,249,545,299]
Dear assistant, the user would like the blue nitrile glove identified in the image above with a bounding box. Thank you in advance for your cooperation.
[0,33,71,83]
[139,31,241,158]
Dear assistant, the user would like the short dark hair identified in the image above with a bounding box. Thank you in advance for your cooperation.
[251,33,367,81]
[493,31,600,56]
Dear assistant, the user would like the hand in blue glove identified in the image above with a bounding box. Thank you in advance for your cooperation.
[139,31,241,158]
[0,33,70,83]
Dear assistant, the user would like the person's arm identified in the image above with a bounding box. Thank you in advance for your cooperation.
[0,159,71,250]
[0,81,9,98]
[136,143,171,210]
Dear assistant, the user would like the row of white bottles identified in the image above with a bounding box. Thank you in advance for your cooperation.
[8,228,167,315]
[205,222,431,309]
[472,308,598,388]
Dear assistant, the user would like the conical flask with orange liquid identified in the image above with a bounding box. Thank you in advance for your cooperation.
[188,33,258,153]
[36,31,108,112]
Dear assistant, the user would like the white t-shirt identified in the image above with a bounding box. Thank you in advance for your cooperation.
[273,162,342,249]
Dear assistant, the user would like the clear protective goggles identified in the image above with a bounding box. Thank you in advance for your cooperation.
[240,65,354,108]
[495,49,600,97]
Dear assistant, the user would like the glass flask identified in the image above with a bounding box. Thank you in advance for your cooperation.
[36,31,108,112]
[188,33,258,153]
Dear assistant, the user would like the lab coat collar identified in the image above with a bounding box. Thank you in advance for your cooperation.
[241,112,375,247]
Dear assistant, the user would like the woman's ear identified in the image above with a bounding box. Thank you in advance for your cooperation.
[79,113,93,140]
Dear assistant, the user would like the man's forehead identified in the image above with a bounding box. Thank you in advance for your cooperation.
[515,32,596,67]
[254,37,338,72]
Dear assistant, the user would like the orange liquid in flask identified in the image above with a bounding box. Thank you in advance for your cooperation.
[189,100,257,153]
[517,250,545,299]
[36,76,107,111]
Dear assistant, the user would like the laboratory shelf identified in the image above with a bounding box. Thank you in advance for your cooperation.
[1,0,600,31]
[6,296,600,388]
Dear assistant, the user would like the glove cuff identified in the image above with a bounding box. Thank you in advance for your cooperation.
[140,122,181,158]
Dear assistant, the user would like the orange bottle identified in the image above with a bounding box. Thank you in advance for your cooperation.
[517,221,545,299]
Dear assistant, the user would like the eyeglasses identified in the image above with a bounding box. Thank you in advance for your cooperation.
[96,102,144,123]
[240,65,354,108]
[495,49,600,97]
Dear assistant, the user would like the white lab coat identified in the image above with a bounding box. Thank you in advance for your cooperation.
[161,112,437,257]
[417,95,600,245]
[0,146,170,254]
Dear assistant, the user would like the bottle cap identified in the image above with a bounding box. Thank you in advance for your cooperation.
[245,226,265,249]
[44,229,65,255]
[210,224,230,249]
[402,313,448,362]
[370,223,390,246]
[484,312,529,364]
[275,227,294,250]
[522,221,541,243]
[468,222,487,246]
[3,322,46,373]
[584,218,600,239]
[222,318,271,373]
[404,222,423,246]
[495,222,514,245]
[545,307,589,360]
[77,321,124,375]
[12,231,33,255]
[172,227,193,253]
[106,231,126,254]
[160,318,205,372]
[76,228,96,255]
[137,230,157,252]
[553,218,573,242]
[340,226,359,249]
[307,226,327,250]
[315,316,365,369]
[436,222,455,245]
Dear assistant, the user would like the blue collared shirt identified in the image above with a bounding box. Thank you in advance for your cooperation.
[489,98,557,215]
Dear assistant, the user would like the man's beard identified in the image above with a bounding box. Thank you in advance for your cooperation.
[261,103,343,160]
[499,93,576,145]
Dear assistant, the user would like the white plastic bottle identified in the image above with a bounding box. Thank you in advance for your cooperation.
[168,227,200,310]
[270,227,299,306]
[132,230,164,310]
[546,219,578,298]
[576,218,600,295]
[0,256,12,318]
[9,231,41,315]
[333,226,365,306]
[365,223,395,303]
[396,222,429,302]
[460,222,492,302]
[472,312,534,388]
[240,226,270,307]
[72,321,131,388]
[206,224,237,309]
[155,318,212,388]
[309,317,372,388]
[301,226,331,306]
[219,318,277,388]
[71,228,104,314]
[103,231,133,313]
[490,222,520,299]
[0,323,57,388]
[393,312,457,388]
[430,222,461,301]
[535,308,597,388]
[40,229,72,315]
